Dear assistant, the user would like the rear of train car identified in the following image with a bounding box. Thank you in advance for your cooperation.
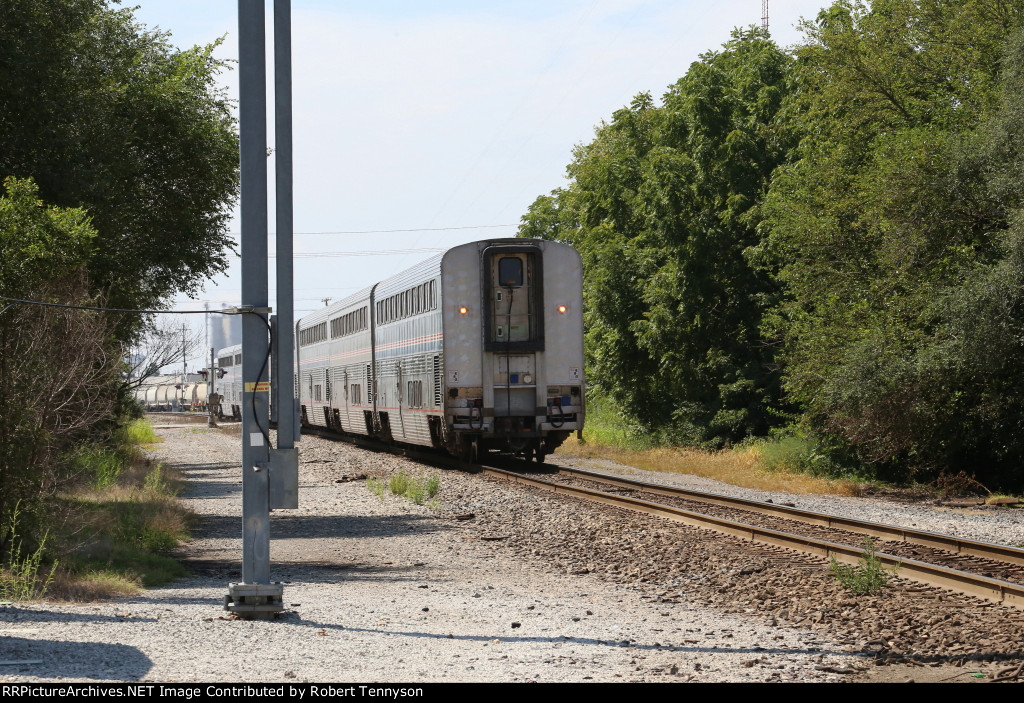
[215,344,244,419]
[294,237,584,461]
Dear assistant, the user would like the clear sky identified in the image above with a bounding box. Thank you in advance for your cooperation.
[129,1,831,368]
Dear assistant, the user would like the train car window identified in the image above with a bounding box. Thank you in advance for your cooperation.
[498,257,523,287]
[235,353,242,364]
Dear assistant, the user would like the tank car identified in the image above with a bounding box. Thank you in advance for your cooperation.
[295,238,584,462]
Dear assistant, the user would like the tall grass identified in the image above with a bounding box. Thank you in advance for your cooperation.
[559,396,862,495]
[0,416,190,602]
[48,418,189,599]
[368,471,441,506]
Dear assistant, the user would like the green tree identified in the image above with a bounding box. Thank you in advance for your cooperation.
[521,28,795,445]
[0,178,120,545]
[0,0,238,320]
[758,0,1023,481]
[0,1,238,550]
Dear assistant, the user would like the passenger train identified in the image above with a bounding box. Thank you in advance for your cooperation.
[213,343,244,420]
[216,238,585,462]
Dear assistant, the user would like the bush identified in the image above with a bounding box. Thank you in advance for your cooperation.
[756,430,869,481]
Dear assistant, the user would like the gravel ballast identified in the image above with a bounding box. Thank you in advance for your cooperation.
[1,422,1022,683]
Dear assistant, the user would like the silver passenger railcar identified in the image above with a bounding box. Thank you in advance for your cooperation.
[295,238,584,462]
[214,343,244,419]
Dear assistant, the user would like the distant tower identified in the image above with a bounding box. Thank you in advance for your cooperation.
[762,0,769,30]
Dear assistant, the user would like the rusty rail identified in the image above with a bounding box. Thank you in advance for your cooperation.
[485,467,1024,610]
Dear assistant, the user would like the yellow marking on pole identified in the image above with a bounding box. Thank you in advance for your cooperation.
[245,381,270,393]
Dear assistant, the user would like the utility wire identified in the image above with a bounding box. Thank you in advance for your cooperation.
[0,296,257,315]
[226,247,446,259]
[228,224,517,236]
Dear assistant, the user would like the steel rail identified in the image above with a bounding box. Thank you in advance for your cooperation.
[484,467,1024,610]
[193,415,1024,608]
[553,465,1024,567]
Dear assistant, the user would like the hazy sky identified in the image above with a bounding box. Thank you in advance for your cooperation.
[128,1,831,367]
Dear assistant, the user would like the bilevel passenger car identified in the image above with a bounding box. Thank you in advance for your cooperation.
[214,344,244,419]
[295,238,585,462]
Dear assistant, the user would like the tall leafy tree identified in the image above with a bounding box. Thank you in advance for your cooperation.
[0,1,238,542]
[0,0,238,320]
[758,0,1023,480]
[521,28,796,445]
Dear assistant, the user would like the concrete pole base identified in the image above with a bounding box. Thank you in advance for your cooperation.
[225,582,284,620]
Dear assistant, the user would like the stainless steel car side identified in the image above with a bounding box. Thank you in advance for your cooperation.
[218,238,584,462]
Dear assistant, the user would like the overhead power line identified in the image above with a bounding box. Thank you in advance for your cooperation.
[229,247,447,259]
[228,224,518,236]
[0,296,260,315]
[292,248,444,258]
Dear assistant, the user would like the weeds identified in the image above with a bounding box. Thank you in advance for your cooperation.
[143,464,171,494]
[118,418,159,448]
[0,416,189,600]
[0,503,57,601]
[367,472,441,506]
[830,536,899,595]
[366,477,387,498]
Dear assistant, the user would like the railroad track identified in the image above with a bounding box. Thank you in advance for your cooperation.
[152,413,1024,611]
[482,464,1024,610]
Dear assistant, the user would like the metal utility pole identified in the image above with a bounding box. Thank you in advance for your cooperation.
[225,0,298,620]
[762,0,769,30]
[227,0,276,617]
[182,323,188,409]
[208,346,218,428]
[275,0,299,452]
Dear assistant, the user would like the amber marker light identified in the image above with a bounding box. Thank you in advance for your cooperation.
[459,306,469,315]
[557,305,568,314]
